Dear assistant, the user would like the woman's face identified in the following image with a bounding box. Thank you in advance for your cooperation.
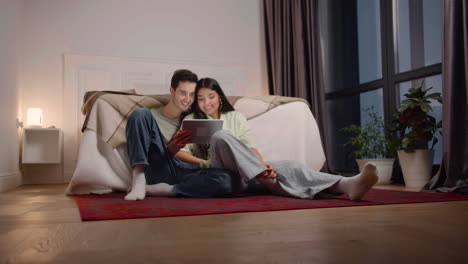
[197,87,221,119]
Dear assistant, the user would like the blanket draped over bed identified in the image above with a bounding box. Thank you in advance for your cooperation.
[81,91,309,148]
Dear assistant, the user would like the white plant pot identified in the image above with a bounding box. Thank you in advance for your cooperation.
[397,150,434,188]
[356,159,395,185]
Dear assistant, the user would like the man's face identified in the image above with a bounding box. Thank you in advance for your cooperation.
[170,81,196,112]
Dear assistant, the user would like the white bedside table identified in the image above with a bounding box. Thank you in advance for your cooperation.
[22,128,62,164]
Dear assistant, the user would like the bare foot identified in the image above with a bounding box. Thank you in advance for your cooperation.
[347,163,378,201]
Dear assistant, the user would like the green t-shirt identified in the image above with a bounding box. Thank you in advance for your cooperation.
[150,107,180,143]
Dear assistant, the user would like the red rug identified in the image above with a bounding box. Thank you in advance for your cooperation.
[73,188,468,221]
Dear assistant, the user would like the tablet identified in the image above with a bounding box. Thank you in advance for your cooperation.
[181,119,224,144]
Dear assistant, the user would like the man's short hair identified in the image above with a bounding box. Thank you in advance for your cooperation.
[171,69,198,90]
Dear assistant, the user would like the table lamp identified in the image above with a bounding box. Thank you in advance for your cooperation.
[27,107,43,128]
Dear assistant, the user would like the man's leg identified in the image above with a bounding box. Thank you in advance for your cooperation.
[145,158,233,198]
[125,108,176,200]
[145,182,175,197]
[125,108,151,200]
[173,167,233,198]
[126,164,146,200]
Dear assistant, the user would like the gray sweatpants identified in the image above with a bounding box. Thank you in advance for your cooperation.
[210,130,344,199]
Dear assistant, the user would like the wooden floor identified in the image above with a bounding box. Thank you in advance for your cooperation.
[1,184,468,264]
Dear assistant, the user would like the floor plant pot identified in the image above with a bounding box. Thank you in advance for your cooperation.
[397,150,434,188]
[356,159,395,185]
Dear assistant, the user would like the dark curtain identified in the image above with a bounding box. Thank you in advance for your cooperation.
[264,0,332,172]
[423,0,468,194]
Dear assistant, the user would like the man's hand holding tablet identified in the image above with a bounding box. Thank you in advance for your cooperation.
[167,129,193,155]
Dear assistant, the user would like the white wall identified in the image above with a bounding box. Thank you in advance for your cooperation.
[0,0,23,191]
[17,0,267,183]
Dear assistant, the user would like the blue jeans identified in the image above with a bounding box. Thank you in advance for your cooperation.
[126,108,233,198]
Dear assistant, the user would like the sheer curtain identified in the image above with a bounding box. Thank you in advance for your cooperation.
[264,0,332,171]
[424,0,468,194]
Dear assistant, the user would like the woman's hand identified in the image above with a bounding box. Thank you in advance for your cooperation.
[259,163,277,178]
[175,150,207,166]
[167,129,192,155]
[250,148,277,178]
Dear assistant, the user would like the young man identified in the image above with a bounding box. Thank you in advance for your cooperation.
[124,69,233,200]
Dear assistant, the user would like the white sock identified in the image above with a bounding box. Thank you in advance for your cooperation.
[330,163,378,201]
[146,183,175,197]
[125,165,147,201]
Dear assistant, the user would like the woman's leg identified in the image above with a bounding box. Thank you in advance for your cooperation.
[209,130,378,200]
[259,160,342,198]
[268,160,378,200]
[210,130,266,193]
[210,130,329,196]
[328,162,378,200]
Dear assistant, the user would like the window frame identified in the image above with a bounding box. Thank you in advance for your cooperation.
[324,0,442,172]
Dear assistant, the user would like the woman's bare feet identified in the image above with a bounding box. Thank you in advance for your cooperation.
[330,163,378,201]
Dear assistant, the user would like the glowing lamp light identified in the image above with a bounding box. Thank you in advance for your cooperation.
[27,108,43,128]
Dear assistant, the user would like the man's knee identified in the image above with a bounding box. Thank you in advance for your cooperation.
[128,108,152,123]
[126,108,153,138]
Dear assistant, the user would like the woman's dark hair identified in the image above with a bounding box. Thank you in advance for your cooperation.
[191,77,235,159]
[192,78,235,119]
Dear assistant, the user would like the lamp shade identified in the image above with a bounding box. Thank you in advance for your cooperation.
[27,108,43,128]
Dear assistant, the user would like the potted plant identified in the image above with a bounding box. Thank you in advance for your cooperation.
[390,81,442,188]
[341,106,395,185]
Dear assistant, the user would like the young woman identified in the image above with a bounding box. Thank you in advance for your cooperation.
[175,78,378,200]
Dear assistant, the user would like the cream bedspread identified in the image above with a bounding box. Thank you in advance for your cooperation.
[82,91,308,148]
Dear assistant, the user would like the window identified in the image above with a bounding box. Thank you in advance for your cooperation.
[358,0,382,84]
[320,0,442,172]
[394,0,442,73]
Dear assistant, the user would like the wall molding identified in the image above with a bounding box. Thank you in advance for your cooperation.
[0,171,22,193]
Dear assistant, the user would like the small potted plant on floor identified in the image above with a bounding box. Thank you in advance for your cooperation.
[341,106,395,185]
[390,81,442,188]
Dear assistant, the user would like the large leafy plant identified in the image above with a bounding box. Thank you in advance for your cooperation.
[391,82,442,153]
[341,107,393,159]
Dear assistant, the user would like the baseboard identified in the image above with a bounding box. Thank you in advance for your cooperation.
[0,171,22,192]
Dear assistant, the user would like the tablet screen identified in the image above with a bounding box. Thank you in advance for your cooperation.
[181,119,224,144]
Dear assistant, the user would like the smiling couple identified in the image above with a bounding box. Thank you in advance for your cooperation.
[125,69,378,201]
